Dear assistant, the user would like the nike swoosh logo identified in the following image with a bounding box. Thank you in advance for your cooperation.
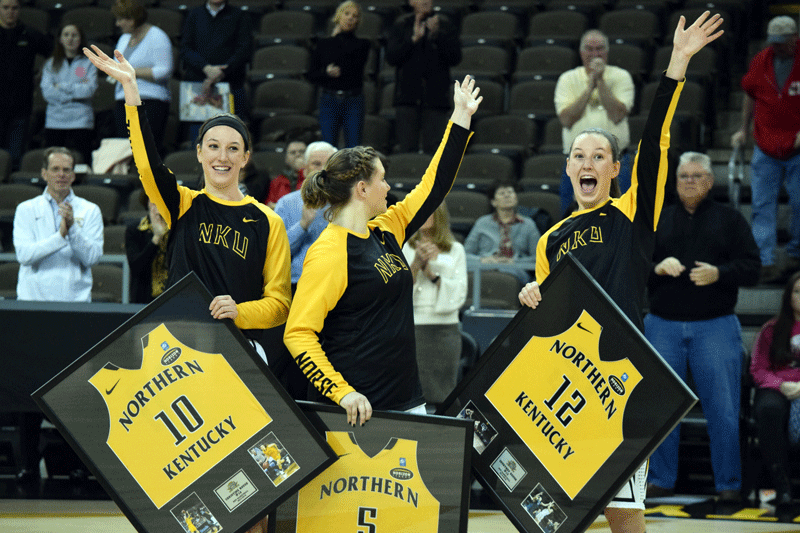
[577,322,591,333]
[243,218,258,223]
[105,379,121,395]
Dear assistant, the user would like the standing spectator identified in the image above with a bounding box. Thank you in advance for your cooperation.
[0,0,51,170]
[644,152,760,502]
[555,29,635,217]
[518,14,724,533]
[180,0,253,130]
[125,190,169,304]
[274,141,336,289]
[265,140,307,209]
[13,147,104,302]
[385,0,462,154]
[732,16,800,284]
[403,203,467,408]
[464,178,540,284]
[41,23,98,166]
[308,1,370,149]
[112,0,173,152]
[749,271,800,507]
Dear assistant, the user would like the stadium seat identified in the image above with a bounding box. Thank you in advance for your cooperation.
[0,149,10,183]
[525,10,588,48]
[608,43,649,87]
[258,114,320,149]
[460,11,520,49]
[361,115,392,155]
[92,264,124,303]
[19,7,50,35]
[103,224,127,255]
[73,184,120,225]
[465,270,522,310]
[249,45,311,83]
[456,153,515,191]
[451,45,511,85]
[0,262,19,300]
[599,9,660,48]
[251,79,316,120]
[539,117,564,155]
[519,153,565,193]
[445,190,491,236]
[256,11,316,47]
[508,80,558,124]
[468,114,537,163]
[513,45,578,83]
[0,184,42,224]
[61,7,116,42]
[517,190,561,227]
[148,8,184,45]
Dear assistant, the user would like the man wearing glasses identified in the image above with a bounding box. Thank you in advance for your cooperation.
[643,151,760,502]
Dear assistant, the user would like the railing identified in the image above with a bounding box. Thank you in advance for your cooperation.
[466,257,535,310]
[0,253,131,304]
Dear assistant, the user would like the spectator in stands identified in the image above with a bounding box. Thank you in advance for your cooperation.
[403,202,467,408]
[644,151,760,502]
[40,23,98,166]
[125,189,169,304]
[111,0,172,152]
[274,141,336,289]
[749,270,800,507]
[0,0,52,170]
[732,16,800,285]
[237,157,270,202]
[265,140,307,209]
[464,178,540,284]
[180,0,253,128]
[308,1,370,149]
[385,0,462,154]
[13,147,104,302]
[555,29,635,217]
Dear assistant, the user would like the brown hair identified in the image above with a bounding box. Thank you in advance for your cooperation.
[407,202,454,253]
[112,0,147,27]
[569,128,622,198]
[42,147,75,170]
[51,23,87,72]
[302,146,378,222]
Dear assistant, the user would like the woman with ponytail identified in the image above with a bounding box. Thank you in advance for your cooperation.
[284,76,482,426]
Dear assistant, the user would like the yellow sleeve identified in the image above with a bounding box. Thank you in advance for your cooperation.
[283,227,356,404]
[125,104,195,227]
[235,204,292,330]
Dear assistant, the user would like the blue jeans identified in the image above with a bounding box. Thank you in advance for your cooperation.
[0,114,28,171]
[318,91,364,148]
[559,151,632,217]
[750,145,800,266]
[644,313,743,491]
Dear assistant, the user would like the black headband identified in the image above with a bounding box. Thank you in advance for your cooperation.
[197,115,250,152]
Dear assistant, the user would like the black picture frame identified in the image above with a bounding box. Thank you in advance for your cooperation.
[269,401,473,533]
[439,254,698,533]
[33,273,337,533]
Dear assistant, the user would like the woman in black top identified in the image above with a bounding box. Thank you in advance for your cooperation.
[308,0,371,148]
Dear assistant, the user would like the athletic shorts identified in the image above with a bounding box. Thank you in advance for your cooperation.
[606,460,647,510]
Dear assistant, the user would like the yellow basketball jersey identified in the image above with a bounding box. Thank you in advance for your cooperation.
[89,323,273,508]
[296,432,440,532]
[485,310,642,499]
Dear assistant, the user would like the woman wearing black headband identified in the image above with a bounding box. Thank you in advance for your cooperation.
[85,45,292,364]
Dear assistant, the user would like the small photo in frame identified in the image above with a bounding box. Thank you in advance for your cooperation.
[521,484,567,533]
[456,401,498,454]
[248,432,300,487]
[170,492,222,533]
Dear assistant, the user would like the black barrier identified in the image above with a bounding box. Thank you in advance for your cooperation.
[440,253,697,533]
[33,273,336,533]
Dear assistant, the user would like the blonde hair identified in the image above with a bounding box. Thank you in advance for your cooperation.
[333,0,361,29]
[407,203,455,253]
[302,145,378,222]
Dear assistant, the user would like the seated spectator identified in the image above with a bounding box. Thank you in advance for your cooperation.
[464,178,540,283]
[111,0,172,152]
[403,202,467,408]
[238,157,271,202]
[125,189,169,304]
[265,140,308,209]
[750,270,800,507]
[308,1,370,148]
[40,23,97,166]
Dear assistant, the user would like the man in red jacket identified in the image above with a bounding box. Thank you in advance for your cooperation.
[733,15,800,284]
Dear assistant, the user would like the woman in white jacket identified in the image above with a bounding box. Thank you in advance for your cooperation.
[40,23,98,165]
[403,202,467,408]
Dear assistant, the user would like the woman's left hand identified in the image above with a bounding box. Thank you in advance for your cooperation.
[453,75,482,116]
[210,295,239,320]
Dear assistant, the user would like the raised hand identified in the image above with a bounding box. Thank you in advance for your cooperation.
[83,45,135,85]
[453,75,482,116]
[672,11,724,58]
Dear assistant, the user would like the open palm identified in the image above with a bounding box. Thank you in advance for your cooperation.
[84,44,136,85]
[673,11,724,57]
[453,75,483,116]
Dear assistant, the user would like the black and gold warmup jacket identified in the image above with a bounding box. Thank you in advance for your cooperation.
[126,106,292,337]
[536,75,683,330]
[284,122,472,410]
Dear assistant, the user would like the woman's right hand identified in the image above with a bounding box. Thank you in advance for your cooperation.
[340,392,372,426]
[84,45,135,85]
[780,381,800,400]
[518,281,542,309]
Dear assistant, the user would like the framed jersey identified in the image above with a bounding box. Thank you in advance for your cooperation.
[439,254,697,533]
[269,402,473,533]
[33,273,336,533]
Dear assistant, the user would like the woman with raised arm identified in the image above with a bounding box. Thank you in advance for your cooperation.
[283,76,481,426]
[517,12,724,533]
[84,45,291,364]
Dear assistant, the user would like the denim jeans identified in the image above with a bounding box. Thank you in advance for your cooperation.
[644,313,743,491]
[318,91,364,148]
[559,151,632,217]
[750,145,800,266]
[0,114,28,171]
